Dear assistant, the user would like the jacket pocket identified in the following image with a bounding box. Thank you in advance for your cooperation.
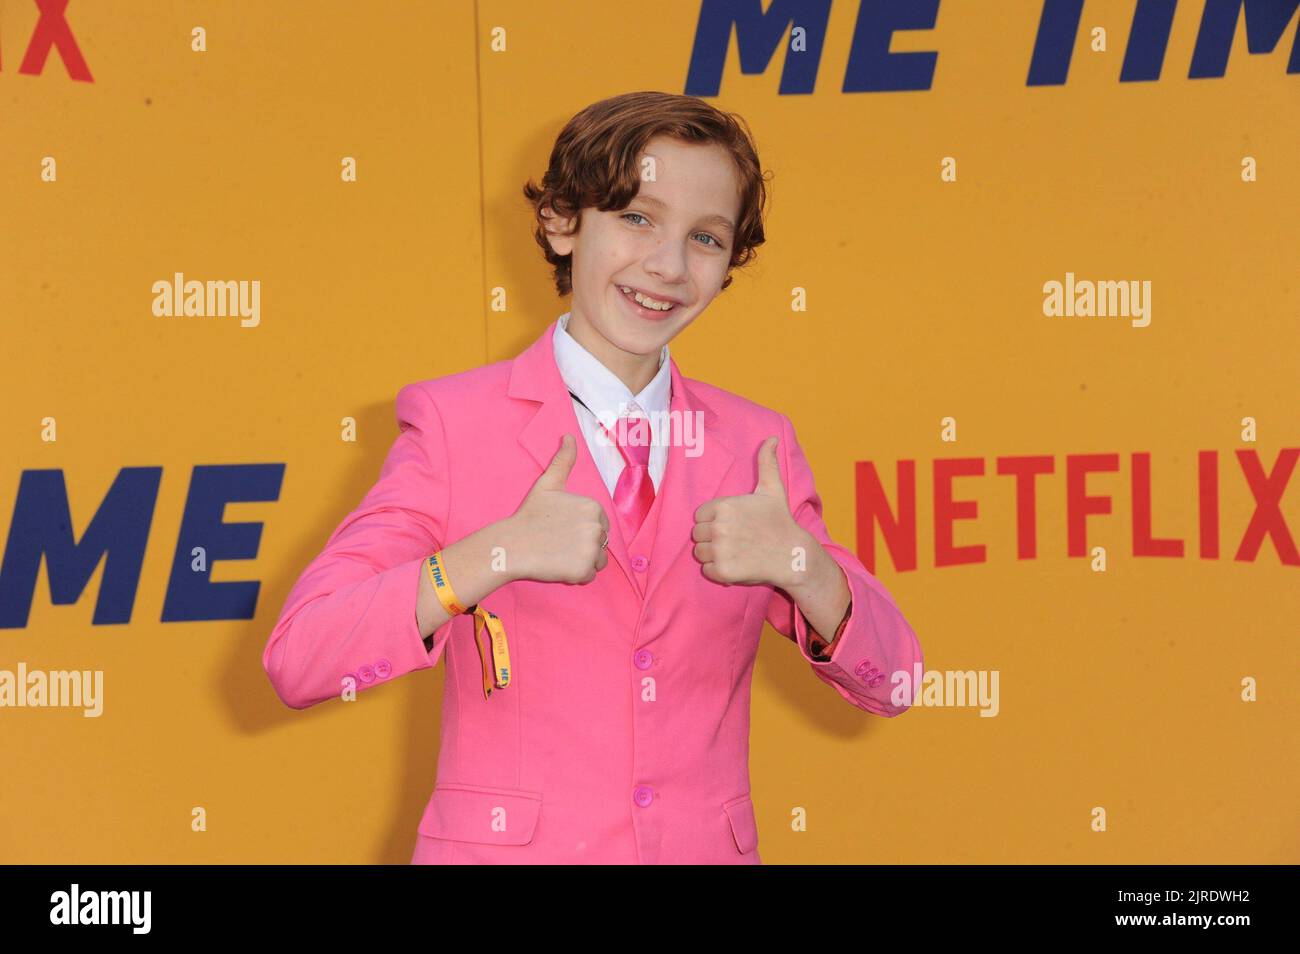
[417,783,542,845]
[722,792,758,854]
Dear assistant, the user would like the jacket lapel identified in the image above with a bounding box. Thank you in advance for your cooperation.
[509,322,636,591]
[641,359,735,610]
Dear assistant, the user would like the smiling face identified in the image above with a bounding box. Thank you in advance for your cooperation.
[542,135,743,392]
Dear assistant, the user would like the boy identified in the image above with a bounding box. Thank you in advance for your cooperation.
[263,91,923,864]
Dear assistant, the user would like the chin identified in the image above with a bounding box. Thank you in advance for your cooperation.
[598,304,666,350]
[608,323,666,357]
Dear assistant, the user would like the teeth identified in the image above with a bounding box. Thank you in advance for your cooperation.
[619,285,675,311]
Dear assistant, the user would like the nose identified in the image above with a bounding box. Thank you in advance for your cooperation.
[642,238,690,286]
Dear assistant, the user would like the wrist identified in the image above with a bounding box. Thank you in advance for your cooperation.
[487,515,526,584]
[780,527,823,593]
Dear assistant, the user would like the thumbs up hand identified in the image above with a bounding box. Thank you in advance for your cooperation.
[691,436,808,587]
[504,434,610,584]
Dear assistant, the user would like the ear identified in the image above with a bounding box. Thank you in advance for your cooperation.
[540,203,577,257]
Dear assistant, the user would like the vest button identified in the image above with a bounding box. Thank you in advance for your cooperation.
[631,554,649,572]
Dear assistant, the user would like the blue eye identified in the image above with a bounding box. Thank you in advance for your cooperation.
[622,212,724,250]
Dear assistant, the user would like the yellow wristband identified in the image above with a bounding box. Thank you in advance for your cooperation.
[426,551,512,700]
[472,606,511,699]
[425,551,466,616]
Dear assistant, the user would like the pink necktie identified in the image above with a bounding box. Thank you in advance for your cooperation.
[601,414,655,543]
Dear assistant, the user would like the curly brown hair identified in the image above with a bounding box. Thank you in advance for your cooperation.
[522,90,771,297]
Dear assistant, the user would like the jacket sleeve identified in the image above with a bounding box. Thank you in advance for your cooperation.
[763,412,923,717]
[262,382,455,709]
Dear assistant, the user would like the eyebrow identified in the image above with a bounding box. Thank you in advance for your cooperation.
[634,194,735,234]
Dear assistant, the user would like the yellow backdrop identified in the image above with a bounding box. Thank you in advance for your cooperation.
[2,0,1296,863]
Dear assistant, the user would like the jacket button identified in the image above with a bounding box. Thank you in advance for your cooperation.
[632,785,654,808]
[854,659,873,676]
[633,649,653,670]
[358,665,376,683]
[867,672,886,688]
[631,554,649,572]
[374,658,392,679]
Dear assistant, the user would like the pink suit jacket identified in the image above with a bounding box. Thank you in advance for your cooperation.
[263,319,923,864]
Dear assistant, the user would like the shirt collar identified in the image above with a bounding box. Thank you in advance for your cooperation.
[553,311,671,424]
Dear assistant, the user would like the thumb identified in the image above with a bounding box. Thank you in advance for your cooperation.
[753,436,785,497]
[534,433,576,492]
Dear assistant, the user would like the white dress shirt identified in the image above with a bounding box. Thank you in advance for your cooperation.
[552,311,671,496]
